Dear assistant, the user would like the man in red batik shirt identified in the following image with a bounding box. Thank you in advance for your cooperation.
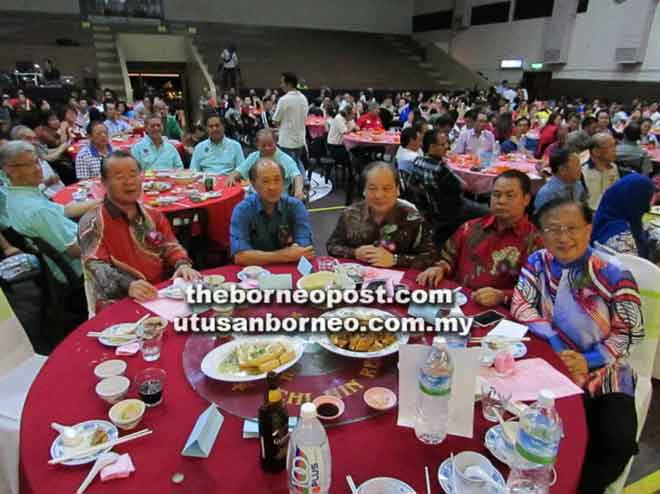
[79,150,200,312]
[417,170,543,307]
[357,101,385,131]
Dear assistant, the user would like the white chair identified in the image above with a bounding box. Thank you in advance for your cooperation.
[0,289,47,494]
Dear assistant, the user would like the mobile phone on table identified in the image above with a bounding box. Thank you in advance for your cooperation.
[473,310,506,327]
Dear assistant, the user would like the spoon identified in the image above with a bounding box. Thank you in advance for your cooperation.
[492,408,518,445]
[76,451,119,494]
[464,465,504,492]
[51,422,82,447]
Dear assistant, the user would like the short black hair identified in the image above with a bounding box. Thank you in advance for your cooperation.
[515,117,531,126]
[101,149,140,179]
[624,122,642,142]
[204,112,224,127]
[549,147,570,174]
[465,109,479,121]
[361,160,400,188]
[422,128,446,154]
[494,169,531,196]
[281,72,298,88]
[582,116,597,128]
[596,109,610,119]
[434,113,455,129]
[87,120,107,136]
[249,157,285,182]
[400,127,419,148]
[534,197,592,228]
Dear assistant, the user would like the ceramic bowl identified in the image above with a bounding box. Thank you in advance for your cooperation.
[93,359,127,379]
[95,376,130,404]
[108,399,146,430]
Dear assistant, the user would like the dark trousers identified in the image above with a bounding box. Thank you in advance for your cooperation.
[579,393,638,494]
[280,146,309,184]
[221,68,238,91]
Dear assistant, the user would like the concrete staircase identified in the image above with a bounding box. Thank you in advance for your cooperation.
[91,24,125,99]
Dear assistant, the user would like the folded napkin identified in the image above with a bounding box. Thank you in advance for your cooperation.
[115,342,141,356]
[100,453,135,482]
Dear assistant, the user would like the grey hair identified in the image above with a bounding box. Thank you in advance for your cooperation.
[249,157,285,182]
[591,132,615,149]
[0,140,36,169]
[9,125,31,141]
[565,131,593,154]
[255,128,275,142]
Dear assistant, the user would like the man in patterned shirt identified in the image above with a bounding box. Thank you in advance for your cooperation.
[79,150,199,312]
[327,161,436,270]
[417,170,543,307]
[75,121,112,179]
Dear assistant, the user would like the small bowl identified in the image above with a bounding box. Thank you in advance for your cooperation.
[242,266,266,279]
[96,376,130,404]
[312,395,345,420]
[109,399,146,430]
[94,359,127,379]
[139,316,167,338]
[204,274,226,288]
[363,387,397,411]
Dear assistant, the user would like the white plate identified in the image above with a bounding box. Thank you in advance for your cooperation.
[454,291,468,306]
[357,477,415,494]
[200,335,306,382]
[50,420,118,466]
[237,268,271,282]
[316,307,409,359]
[437,457,505,494]
[98,323,139,347]
[485,423,518,467]
[650,205,660,216]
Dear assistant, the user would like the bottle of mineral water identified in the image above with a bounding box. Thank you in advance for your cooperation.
[506,389,563,494]
[414,336,453,444]
[287,403,331,494]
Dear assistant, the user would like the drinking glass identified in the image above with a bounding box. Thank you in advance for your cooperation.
[135,368,166,407]
[481,383,511,422]
[138,317,167,362]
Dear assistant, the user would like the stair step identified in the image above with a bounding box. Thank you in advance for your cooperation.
[98,70,123,79]
[408,55,423,62]
[419,62,433,69]
[95,53,119,62]
[94,41,115,50]
[92,25,111,32]
[97,60,121,70]
[99,82,124,92]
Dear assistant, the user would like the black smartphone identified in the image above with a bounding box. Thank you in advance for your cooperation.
[473,310,506,327]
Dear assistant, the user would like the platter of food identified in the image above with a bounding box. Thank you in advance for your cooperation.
[50,420,119,466]
[316,307,407,358]
[200,336,306,382]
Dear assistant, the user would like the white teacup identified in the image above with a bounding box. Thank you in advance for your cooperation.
[453,451,496,494]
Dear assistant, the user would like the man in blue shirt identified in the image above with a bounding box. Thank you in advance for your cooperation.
[131,115,184,170]
[190,114,244,174]
[533,146,587,214]
[225,128,303,199]
[103,101,131,136]
[230,158,314,266]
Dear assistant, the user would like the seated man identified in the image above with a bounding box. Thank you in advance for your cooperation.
[533,146,587,214]
[103,101,131,137]
[357,101,384,131]
[79,150,199,311]
[154,100,182,140]
[230,158,313,266]
[451,111,495,155]
[131,114,184,171]
[582,132,620,211]
[190,114,245,174]
[0,141,98,276]
[327,161,436,269]
[417,170,542,307]
[225,128,303,200]
[616,122,652,175]
[76,122,112,179]
[512,198,642,494]
[394,126,423,175]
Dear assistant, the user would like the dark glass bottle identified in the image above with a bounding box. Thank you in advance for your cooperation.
[258,372,289,472]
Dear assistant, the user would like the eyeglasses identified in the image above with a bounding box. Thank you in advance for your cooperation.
[542,225,586,237]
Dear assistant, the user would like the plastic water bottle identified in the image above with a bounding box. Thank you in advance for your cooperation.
[506,389,563,494]
[478,134,493,167]
[286,403,332,494]
[414,336,453,444]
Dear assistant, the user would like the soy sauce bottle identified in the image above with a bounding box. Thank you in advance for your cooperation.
[258,372,289,472]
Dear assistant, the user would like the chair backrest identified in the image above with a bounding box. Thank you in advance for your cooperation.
[82,267,97,319]
[0,288,35,379]
[23,235,81,288]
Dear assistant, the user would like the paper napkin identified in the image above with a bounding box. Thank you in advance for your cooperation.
[100,453,135,482]
[259,274,293,290]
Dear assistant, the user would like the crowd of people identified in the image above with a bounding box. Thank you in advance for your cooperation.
[1,73,659,494]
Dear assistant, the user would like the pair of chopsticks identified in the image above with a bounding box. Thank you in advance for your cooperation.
[86,314,150,340]
[49,429,152,465]
[469,336,531,343]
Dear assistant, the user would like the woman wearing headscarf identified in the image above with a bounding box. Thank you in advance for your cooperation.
[591,174,655,258]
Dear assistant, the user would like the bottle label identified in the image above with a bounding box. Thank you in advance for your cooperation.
[289,445,328,494]
[515,427,559,465]
[419,372,451,397]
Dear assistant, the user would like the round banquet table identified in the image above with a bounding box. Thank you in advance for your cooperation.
[51,172,245,250]
[20,264,587,494]
[343,130,401,156]
[306,116,328,140]
[67,135,185,161]
[447,153,546,196]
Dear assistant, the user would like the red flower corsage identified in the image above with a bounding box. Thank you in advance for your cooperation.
[146,231,164,247]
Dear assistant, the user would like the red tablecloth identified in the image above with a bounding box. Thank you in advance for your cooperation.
[343,131,401,156]
[306,116,328,140]
[647,147,660,163]
[68,136,184,161]
[51,173,244,249]
[20,264,586,494]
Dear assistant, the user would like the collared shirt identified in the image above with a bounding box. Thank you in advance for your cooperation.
[39,158,65,198]
[451,128,496,155]
[327,114,356,145]
[230,194,312,255]
[273,90,309,148]
[395,146,422,174]
[582,160,620,211]
[103,118,131,136]
[79,198,192,310]
[236,149,301,196]
[75,143,112,179]
[533,175,586,214]
[75,111,89,133]
[190,137,245,174]
[131,135,184,171]
[616,140,652,175]
[326,199,437,269]
[356,113,384,131]
[439,215,543,301]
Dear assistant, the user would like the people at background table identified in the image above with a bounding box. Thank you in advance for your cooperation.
[357,101,384,131]
[273,72,309,177]
[153,100,182,141]
[226,129,303,200]
[130,115,184,171]
[117,101,135,121]
[451,111,495,155]
[580,115,599,138]
[35,110,67,149]
[535,111,562,159]
[327,161,436,269]
[542,123,569,160]
[433,113,459,143]
[230,158,313,266]
[190,114,244,175]
[596,109,613,136]
[640,118,658,147]
[511,198,642,494]
[591,173,654,258]
[0,141,98,278]
[616,122,652,175]
[79,151,199,311]
[75,122,112,180]
[75,98,90,133]
[103,101,131,137]
[327,103,358,164]
[395,126,423,175]
[534,146,587,214]
[418,170,542,307]
[582,133,620,211]
[567,113,581,133]
[514,117,538,154]
[494,112,516,153]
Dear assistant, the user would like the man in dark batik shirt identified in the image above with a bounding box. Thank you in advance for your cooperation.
[327,161,437,270]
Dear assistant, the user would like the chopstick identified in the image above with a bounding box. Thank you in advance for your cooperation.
[346,475,359,494]
[49,429,152,465]
[469,336,531,342]
[86,333,135,339]
[424,465,431,494]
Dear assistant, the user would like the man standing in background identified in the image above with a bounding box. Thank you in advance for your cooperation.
[273,72,309,181]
